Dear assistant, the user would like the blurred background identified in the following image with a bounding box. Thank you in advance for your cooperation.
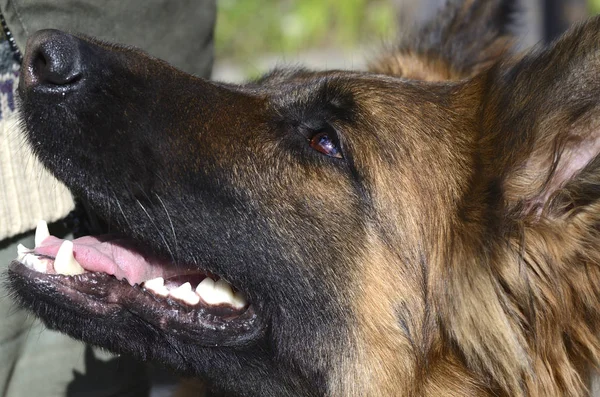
[212,0,597,81]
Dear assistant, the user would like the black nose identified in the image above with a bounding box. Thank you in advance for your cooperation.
[22,29,82,91]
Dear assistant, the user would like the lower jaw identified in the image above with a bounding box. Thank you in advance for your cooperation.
[8,260,266,347]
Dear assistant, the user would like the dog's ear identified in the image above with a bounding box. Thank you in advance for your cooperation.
[484,15,600,219]
[370,0,517,80]
[442,18,600,395]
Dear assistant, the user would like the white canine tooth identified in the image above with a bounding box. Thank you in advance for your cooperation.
[169,282,200,305]
[144,276,164,289]
[196,277,216,303]
[197,278,237,306]
[21,253,47,272]
[214,279,235,303]
[31,256,48,273]
[21,253,35,269]
[35,220,50,247]
[231,291,248,310]
[54,241,85,276]
[143,277,169,297]
[20,254,30,268]
[17,244,30,261]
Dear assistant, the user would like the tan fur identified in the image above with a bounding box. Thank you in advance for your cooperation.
[162,11,600,393]
[327,10,600,396]
[15,2,600,396]
[369,53,461,81]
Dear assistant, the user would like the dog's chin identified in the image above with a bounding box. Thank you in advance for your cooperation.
[6,226,266,363]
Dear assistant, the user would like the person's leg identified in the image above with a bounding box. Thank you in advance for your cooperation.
[0,232,35,397]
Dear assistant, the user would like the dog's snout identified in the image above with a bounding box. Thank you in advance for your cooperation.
[22,30,82,91]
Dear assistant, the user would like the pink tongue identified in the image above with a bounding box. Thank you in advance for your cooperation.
[34,235,174,285]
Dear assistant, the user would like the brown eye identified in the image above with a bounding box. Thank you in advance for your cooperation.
[309,131,342,159]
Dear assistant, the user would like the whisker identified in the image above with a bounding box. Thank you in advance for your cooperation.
[135,198,175,262]
[115,194,133,232]
[155,193,179,264]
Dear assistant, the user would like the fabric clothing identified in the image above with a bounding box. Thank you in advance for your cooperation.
[0,0,217,240]
[0,0,216,78]
[0,1,216,396]
[0,47,75,240]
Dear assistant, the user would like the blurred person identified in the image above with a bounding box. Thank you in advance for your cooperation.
[0,1,215,396]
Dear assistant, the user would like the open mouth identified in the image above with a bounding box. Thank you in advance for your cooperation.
[9,220,264,347]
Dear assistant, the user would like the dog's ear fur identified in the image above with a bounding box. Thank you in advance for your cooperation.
[370,0,518,80]
[484,15,600,219]
[439,16,600,396]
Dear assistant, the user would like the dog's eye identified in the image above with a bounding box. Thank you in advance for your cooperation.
[309,131,342,159]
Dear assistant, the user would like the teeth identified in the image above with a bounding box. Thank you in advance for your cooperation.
[231,291,248,310]
[143,277,169,297]
[54,241,85,276]
[196,278,240,306]
[17,223,250,310]
[169,282,200,305]
[146,277,247,309]
[31,256,47,272]
[196,277,216,303]
[214,279,236,303]
[22,253,49,272]
[35,220,50,247]
[17,244,31,261]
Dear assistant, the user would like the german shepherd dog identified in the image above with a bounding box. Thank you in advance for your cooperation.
[8,0,600,395]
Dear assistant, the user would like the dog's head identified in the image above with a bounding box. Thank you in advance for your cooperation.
[9,0,600,395]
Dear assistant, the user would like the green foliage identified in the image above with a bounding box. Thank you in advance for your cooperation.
[592,0,600,13]
[215,0,396,60]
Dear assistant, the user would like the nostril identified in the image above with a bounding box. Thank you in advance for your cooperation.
[31,48,48,80]
[23,29,83,89]
[32,46,81,86]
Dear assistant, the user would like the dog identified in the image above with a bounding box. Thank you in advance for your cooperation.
[8,0,600,395]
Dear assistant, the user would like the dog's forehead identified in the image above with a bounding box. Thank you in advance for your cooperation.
[243,69,440,133]
[256,70,450,111]
[256,70,356,104]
